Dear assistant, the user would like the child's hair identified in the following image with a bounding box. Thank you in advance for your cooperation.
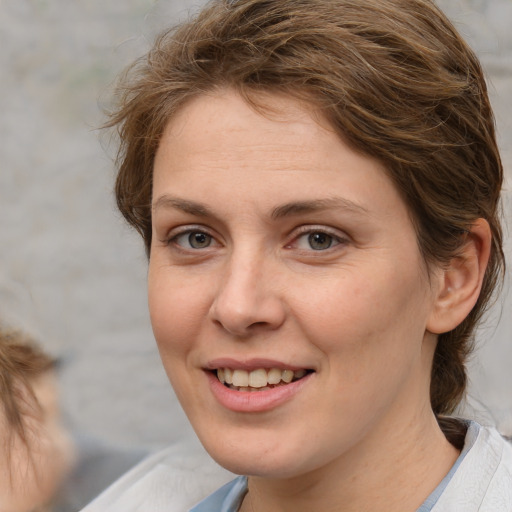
[0,328,76,512]
[0,328,55,447]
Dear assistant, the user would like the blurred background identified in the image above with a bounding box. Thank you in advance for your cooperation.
[0,0,510,509]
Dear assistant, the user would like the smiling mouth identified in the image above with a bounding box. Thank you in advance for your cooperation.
[215,368,312,392]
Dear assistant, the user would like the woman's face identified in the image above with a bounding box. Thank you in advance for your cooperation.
[149,89,441,479]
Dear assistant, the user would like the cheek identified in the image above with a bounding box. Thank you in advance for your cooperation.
[148,278,198,404]
[293,265,430,373]
[148,264,212,360]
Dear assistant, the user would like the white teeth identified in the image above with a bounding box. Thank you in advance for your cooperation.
[232,369,249,387]
[216,367,309,389]
[249,368,268,388]
[282,369,294,383]
[267,368,282,385]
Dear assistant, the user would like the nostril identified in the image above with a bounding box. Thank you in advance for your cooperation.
[247,320,273,330]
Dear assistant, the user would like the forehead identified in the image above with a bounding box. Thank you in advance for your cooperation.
[152,89,407,225]
[158,90,334,167]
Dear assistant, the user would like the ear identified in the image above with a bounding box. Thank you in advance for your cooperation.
[427,218,491,334]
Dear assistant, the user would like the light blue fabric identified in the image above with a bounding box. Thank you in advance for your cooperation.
[190,476,247,512]
[416,420,475,511]
[189,422,481,512]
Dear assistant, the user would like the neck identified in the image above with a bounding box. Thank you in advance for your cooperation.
[240,409,459,512]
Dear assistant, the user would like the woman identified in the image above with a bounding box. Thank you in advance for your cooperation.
[84,0,511,510]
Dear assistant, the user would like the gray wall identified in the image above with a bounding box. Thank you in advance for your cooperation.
[1,0,511,451]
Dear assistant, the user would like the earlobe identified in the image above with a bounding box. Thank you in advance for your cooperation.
[427,218,491,335]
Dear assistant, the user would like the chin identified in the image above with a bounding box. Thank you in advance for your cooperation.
[196,428,317,479]
[210,452,301,479]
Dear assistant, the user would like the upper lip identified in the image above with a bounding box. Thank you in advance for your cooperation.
[204,357,314,372]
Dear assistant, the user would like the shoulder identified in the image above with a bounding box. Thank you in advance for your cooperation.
[433,422,512,512]
[79,439,234,512]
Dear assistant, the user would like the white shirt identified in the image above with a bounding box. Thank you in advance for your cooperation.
[80,422,512,512]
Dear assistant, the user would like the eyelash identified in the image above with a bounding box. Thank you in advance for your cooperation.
[165,226,218,251]
[163,225,349,253]
[286,226,348,252]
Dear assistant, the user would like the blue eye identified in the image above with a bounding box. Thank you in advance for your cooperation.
[174,231,213,249]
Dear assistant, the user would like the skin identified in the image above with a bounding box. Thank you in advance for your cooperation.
[148,89,482,511]
[0,371,75,512]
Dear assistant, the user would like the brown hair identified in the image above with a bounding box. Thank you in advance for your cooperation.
[106,0,505,418]
[0,328,55,444]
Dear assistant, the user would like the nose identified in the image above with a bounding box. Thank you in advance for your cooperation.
[208,251,286,337]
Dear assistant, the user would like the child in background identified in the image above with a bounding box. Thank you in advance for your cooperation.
[0,328,75,512]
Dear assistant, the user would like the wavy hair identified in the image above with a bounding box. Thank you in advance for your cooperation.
[106,0,505,420]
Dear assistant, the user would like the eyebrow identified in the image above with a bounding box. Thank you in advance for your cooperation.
[152,196,212,217]
[271,198,369,220]
[152,195,369,219]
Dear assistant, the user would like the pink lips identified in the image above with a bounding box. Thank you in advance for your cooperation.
[205,368,313,413]
[205,357,310,372]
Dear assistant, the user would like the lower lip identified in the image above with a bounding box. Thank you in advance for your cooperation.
[205,371,313,413]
